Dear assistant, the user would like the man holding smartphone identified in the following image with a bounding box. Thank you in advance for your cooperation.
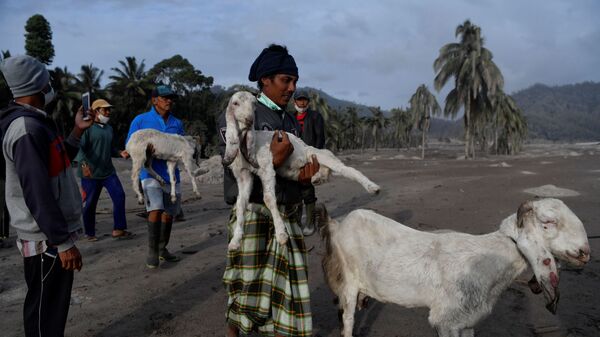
[75,99,131,241]
[124,85,183,269]
[0,55,94,337]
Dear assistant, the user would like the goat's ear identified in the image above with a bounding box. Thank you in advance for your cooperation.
[222,102,241,166]
[241,129,259,168]
[517,201,534,228]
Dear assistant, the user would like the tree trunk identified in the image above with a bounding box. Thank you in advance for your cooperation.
[494,128,498,155]
[421,129,426,159]
[464,99,471,159]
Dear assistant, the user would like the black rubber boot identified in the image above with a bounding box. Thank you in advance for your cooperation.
[146,221,160,269]
[159,222,180,262]
[302,203,316,236]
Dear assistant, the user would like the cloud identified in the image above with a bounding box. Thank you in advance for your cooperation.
[1,0,599,109]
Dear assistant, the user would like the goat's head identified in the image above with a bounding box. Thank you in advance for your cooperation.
[513,198,590,314]
[222,91,258,167]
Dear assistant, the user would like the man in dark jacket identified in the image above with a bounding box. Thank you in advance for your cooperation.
[0,55,94,337]
[293,89,325,235]
[218,44,319,337]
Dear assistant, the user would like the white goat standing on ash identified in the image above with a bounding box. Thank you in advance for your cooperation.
[126,129,205,204]
[222,91,380,250]
[318,198,590,337]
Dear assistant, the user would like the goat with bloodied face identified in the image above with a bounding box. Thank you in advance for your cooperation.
[318,198,590,337]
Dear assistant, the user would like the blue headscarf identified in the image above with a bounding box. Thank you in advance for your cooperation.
[248,44,298,82]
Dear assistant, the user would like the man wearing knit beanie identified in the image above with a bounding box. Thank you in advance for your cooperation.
[218,44,319,337]
[0,54,94,337]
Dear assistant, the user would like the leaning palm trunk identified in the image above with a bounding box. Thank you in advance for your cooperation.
[421,131,425,159]
[464,99,471,159]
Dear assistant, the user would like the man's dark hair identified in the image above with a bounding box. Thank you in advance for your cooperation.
[257,74,275,90]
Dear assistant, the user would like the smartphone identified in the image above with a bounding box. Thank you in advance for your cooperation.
[82,92,91,120]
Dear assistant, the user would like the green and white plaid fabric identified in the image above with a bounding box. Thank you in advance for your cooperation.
[223,203,312,337]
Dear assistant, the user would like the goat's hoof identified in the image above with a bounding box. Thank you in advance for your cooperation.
[228,241,240,251]
[276,232,289,246]
[137,198,144,205]
[367,183,381,195]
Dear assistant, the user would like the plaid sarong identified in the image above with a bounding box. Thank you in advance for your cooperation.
[223,203,312,337]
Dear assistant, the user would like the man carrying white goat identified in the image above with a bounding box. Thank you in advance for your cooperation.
[124,85,184,268]
[218,44,319,337]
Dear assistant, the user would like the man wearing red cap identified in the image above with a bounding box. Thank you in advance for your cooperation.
[218,44,319,337]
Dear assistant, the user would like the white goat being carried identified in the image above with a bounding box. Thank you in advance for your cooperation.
[318,198,590,337]
[126,129,205,204]
[222,91,380,251]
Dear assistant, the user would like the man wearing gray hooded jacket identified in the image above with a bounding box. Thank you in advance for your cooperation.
[0,55,93,337]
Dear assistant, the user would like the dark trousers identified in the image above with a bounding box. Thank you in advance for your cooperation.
[81,173,127,236]
[0,179,10,238]
[23,252,74,337]
[300,184,317,204]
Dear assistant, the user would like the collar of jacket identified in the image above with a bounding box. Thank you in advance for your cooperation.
[257,92,282,111]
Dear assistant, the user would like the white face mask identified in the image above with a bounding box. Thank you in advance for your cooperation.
[294,104,307,113]
[43,86,55,107]
[97,114,110,124]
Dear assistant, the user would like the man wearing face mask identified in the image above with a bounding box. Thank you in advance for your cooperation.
[0,55,94,337]
[75,99,131,242]
[292,90,325,236]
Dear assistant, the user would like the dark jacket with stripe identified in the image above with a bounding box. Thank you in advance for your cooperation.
[298,109,325,149]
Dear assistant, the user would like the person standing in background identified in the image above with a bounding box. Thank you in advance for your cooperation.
[292,89,325,236]
[75,98,132,242]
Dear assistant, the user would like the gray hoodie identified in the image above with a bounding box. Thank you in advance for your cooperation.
[0,102,82,252]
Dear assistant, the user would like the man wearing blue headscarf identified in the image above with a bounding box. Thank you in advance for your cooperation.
[218,44,319,337]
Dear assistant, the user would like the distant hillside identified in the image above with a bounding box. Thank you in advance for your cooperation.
[512,82,600,141]
[215,82,600,141]
[300,87,374,117]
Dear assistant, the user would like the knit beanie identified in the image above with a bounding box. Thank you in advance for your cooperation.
[248,44,298,82]
[0,55,50,98]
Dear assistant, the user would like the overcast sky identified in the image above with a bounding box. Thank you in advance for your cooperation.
[1,0,599,110]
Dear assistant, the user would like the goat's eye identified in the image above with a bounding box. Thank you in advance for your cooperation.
[233,101,239,106]
[542,220,556,230]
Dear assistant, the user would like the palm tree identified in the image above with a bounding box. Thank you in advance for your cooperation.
[409,85,441,159]
[47,67,79,134]
[108,56,152,117]
[434,19,504,159]
[493,91,527,154]
[390,107,411,150]
[76,63,104,96]
[345,107,361,149]
[367,107,387,151]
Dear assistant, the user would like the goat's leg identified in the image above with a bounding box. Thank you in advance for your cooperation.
[313,149,380,194]
[181,157,201,197]
[340,285,359,337]
[144,158,166,185]
[460,328,474,337]
[130,157,145,204]
[167,161,177,203]
[435,326,461,337]
[257,165,288,246]
[228,168,253,251]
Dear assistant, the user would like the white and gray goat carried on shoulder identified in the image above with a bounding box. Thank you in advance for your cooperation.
[318,198,591,337]
[222,91,380,251]
[126,129,205,204]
